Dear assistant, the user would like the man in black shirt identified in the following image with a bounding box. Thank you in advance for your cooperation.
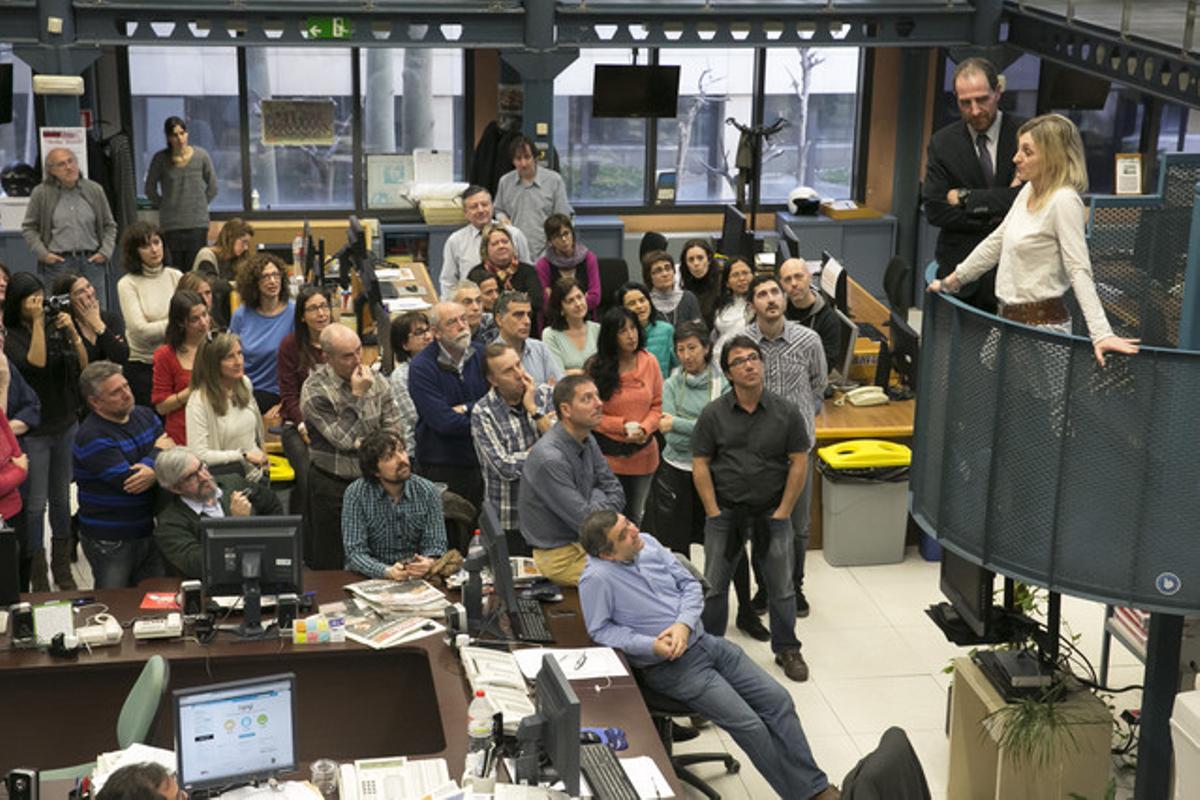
[779,258,840,372]
[692,335,811,682]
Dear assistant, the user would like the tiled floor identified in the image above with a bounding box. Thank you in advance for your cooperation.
[55,537,1147,799]
[665,545,1146,800]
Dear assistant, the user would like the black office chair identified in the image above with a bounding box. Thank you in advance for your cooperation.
[840,726,931,799]
[596,257,632,314]
[633,669,740,800]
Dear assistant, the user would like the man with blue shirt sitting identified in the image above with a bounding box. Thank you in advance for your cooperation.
[578,509,838,800]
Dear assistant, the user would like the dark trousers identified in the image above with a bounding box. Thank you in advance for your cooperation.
[163,227,209,273]
[279,425,310,516]
[254,389,281,416]
[125,361,154,409]
[419,463,484,519]
[306,466,353,570]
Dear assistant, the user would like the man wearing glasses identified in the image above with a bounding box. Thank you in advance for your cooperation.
[21,147,118,309]
[153,445,283,578]
[691,335,812,683]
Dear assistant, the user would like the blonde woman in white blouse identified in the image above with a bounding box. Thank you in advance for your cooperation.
[185,331,269,484]
[930,113,1139,367]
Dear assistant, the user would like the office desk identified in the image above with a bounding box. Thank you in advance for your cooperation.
[3,573,681,797]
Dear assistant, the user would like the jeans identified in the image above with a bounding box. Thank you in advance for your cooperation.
[640,635,829,798]
[81,535,165,589]
[702,509,799,652]
[21,423,77,553]
[792,454,814,590]
[617,472,653,525]
[41,255,110,312]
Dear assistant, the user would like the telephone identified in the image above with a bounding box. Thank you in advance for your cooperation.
[844,386,889,407]
[338,757,450,800]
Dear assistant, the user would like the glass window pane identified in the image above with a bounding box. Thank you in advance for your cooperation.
[656,49,755,204]
[359,48,465,206]
[0,46,39,187]
[128,46,242,210]
[246,47,354,211]
[761,47,861,201]
[554,49,647,205]
[937,53,1041,132]
[1053,87,1144,195]
[1157,103,1200,153]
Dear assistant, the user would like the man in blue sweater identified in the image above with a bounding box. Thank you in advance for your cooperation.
[74,361,175,587]
[409,300,489,514]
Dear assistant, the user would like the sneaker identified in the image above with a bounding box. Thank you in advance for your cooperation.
[795,590,810,618]
[750,588,768,615]
[736,611,771,642]
[775,648,809,682]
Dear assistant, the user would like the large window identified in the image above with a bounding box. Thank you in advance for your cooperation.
[554,50,647,205]
[0,45,38,189]
[761,47,860,201]
[246,48,354,210]
[129,46,241,210]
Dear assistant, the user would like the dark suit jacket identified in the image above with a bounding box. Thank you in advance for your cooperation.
[154,473,284,578]
[923,112,1025,312]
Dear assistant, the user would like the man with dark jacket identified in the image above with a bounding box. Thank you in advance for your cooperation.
[21,148,117,309]
[779,258,840,371]
[408,301,489,512]
[922,57,1024,313]
[154,446,283,578]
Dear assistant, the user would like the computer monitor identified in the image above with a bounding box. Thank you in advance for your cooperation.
[830,308,859,388]
[889,310,920,394]
[479,502,520,615]
[819,252,849,316]
[201,516,303,639]
[939,549,995,639]
[535,655,581,796]
[591,65,680,119]
[174,673,298,793]
[719,204,753,259]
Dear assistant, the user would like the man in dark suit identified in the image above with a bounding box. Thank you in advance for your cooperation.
[923,57,1025,313]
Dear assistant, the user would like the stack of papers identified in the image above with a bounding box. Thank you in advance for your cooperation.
[93,744,176,792]
[513,648,628,681]
[345,578,450,617]
[419,199,467,225]
[321,597,444,650]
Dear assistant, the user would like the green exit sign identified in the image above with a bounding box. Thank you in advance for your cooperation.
[305,17,352,40]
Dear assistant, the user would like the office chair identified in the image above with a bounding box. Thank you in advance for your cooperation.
[883,256,911,317]
[633,669,740,800]
[840,726,931,799]
[42,654,171,781]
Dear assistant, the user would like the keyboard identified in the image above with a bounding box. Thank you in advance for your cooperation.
[579,743,638,800]
[511,596,554,643]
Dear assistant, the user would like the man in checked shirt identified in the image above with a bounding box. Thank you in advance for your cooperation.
[471,342,554,558]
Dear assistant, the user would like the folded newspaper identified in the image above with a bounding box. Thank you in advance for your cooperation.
[344,578,450,615]
[321,596,445,650]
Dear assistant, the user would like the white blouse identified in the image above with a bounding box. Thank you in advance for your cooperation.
[954,183,1114,343]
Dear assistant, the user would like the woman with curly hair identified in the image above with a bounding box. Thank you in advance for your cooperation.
[230,253,294,414]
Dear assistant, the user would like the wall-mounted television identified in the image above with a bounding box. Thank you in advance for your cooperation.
[592,65,680,119]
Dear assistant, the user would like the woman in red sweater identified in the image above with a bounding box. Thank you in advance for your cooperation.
[152,291,211,444]
[587,307,663,524]
[0,405,29,586]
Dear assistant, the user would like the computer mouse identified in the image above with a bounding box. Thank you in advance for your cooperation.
[421,621,437,631]
[524,585,564,603]
[580,731,603,745]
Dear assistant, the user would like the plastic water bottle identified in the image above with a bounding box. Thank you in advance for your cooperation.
[465,689,493,778]
[250,189,260,210]
[291,233,304,273]
[467,529,485,561]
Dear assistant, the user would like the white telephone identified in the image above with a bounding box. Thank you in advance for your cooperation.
[844,386,889,407]
[338,757,450,800]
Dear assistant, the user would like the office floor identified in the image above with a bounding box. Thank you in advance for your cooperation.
[58,539,1146,799]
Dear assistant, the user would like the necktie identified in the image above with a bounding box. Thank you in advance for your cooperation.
[976,133,994,186]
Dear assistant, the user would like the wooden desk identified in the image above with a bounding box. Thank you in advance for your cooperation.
[4,574,681,797]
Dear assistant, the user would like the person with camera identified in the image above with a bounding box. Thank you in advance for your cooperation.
[3,272,88,591]
[52,272,129,367]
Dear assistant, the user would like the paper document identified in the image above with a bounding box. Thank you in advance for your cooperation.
[513,647,628,681]
[214,782,322,800]
[93,744,176,792]
[621,756,675,798]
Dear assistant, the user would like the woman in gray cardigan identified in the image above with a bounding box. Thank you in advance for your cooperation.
[144,116,218,273]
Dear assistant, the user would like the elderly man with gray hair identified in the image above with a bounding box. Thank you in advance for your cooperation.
[301,323,401,569]
[153,445,283,578]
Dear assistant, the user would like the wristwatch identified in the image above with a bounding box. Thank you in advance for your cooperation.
[956,188,972,204]
[531,411,546,421]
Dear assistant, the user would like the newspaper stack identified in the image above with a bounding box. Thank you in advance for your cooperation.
[345,578,450,616]
[322,595,445,650]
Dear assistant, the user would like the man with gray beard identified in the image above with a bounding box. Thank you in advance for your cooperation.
[408,301,490,513]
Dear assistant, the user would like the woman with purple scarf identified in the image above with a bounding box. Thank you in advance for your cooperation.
[535,213,601,321]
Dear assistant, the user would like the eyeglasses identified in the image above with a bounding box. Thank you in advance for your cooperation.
[550,229,572,241]
[259,272,282,282]
[180,462,210,484]
[727,352,761,369]
[305,301,330,313]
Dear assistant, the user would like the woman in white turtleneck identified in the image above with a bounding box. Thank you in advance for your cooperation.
[117,221,182,406]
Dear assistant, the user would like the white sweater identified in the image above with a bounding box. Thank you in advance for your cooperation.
[955,184,1114,343]
[117,265,182,362]
[185,377,266,482]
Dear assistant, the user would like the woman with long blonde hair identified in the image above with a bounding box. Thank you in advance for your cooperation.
[186,331,269,484]
[931,113,1138,366]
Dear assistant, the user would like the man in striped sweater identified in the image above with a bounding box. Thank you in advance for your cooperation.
[74,360,175,588]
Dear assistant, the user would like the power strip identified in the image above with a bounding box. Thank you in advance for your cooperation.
[77,614,123,647]
[133,613,182,640]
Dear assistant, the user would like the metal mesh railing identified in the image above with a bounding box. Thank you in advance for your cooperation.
[912,263,1200,614]
[1085,153,1200,347]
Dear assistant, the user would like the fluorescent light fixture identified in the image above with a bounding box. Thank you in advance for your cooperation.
[32,75,84,96]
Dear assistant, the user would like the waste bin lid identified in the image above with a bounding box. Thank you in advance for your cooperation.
[818,439,911,469]
[269,454,296,483]
[1175,689,1200,733]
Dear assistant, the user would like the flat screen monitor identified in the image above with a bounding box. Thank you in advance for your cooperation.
[830,308,859,388]
[939,549,994,639]
[719,204,753,259]
[479,502,519,615]
[1038,60,1111,112]
[201,516,303,638]
[592,65,680,119]
[174,673,298,792]
[0,64,12,125]
[889,310,920,392]
[536,655,581,796]
[819,253,849,317]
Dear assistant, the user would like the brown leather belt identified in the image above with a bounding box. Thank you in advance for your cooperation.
[999,297,1069,326]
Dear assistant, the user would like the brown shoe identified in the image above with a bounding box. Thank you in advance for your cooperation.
[809,786,841,800]
[775,648,809,682]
